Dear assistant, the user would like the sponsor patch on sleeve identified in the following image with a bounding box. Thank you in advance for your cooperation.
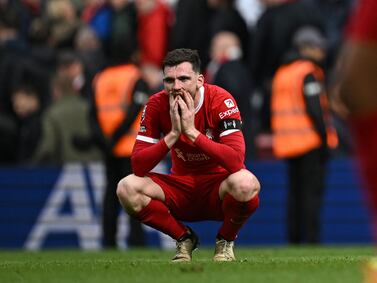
[219,119,242,131]
[224,98,235,108]
[218,107,239,119]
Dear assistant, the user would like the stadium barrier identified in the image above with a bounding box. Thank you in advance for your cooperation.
[0,158,372,250]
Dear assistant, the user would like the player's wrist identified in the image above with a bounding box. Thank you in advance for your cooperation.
[165,131,180,148]
[185,128,200,142]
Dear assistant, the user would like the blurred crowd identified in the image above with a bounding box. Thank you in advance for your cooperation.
[0,0,356,165]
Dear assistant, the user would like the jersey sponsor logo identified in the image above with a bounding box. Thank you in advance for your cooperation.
[139,125,147,133]
[174,148,211,162]
[224,98,235,108]
[219,107,239,119]
[174,148,186,161]
[187,153,210,161]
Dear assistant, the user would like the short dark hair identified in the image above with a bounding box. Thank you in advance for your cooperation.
[162,49,201,73]
[57,50,81,68]
[12,85,39,98]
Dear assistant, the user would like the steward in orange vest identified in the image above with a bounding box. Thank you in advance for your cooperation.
[271,26,338,244]
[91,62,150,248]
[93,64,149,157]
[271,59,338,158]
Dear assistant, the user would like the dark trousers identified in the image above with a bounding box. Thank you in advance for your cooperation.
[102,155,145,248]
[286,147,327,244]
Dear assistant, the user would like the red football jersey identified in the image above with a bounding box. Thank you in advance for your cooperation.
[347,0,377,42]
[135,83,244,175]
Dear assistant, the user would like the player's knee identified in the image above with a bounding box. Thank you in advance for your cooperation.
[249,174,261,197]
[231,173,260,202]
[117,175,148,214]
[116,175,137,203]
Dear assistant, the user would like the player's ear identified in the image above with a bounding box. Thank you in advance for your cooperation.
[197,74,204,88]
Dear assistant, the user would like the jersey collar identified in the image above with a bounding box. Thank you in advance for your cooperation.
[195,86,204,114]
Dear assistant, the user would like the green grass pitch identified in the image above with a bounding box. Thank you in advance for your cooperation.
[0,246,375,283]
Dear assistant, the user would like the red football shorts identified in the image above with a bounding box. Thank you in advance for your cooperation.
[146,171,230,222]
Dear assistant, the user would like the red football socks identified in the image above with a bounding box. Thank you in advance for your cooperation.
[218,194,260,241]
[136,199,187,240]
[350,111,377,241]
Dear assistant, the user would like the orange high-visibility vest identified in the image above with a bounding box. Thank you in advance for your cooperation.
[271,60,338,158]
[94,64,142,157]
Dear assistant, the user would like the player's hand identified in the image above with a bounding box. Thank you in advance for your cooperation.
[177,90,199,141]
[169,93,181,136]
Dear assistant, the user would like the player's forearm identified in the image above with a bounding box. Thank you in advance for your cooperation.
[185,128,200,143]
[131,139,170,176]
[164,131,180,148]
[194,132,245,173]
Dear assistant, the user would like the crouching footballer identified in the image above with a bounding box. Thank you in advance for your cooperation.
[117,48,260,262]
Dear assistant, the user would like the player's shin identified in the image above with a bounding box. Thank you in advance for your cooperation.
[135,199,187,240]
[218,194,260,241]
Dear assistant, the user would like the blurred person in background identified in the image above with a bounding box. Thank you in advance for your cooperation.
[73,25,107,98]
[310,0,355,70]
[27,16,57,105]
[45,0,82,50]
[235,0,263,31]
[0,6,51,117]
[108,0,138,63]
[271,26,338,244]
[11,85,42,163]
[169,0,212,69]
[0,0,41,40]
[206,31,254,157]
[0,6,29,113]
[91,36,149,249]
[251,0,325,136]
[169,0,250,71]
[135,0,172,67]
[207,0,250,65]
[140,63,164,93]
[81,0,112,48]
[0,103,17,164]
[32,74,102,164]
[56,50,92,99]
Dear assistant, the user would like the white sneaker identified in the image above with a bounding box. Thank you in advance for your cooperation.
[213,238,236,262]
